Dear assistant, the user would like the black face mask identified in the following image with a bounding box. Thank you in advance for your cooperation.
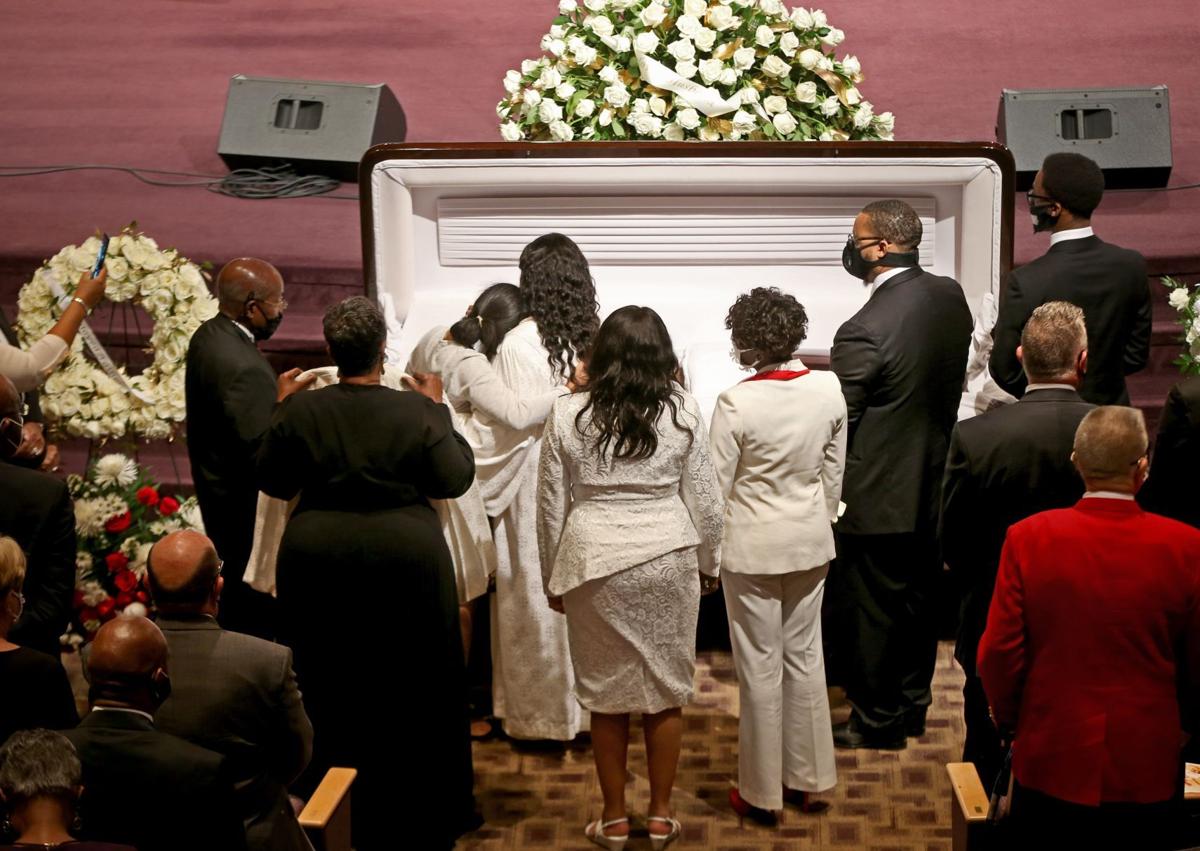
[842,235,920,281]
[243,303,284,342]
[1030,205,1060,234]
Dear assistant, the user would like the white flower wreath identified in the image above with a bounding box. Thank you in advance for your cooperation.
[15,227,219,440]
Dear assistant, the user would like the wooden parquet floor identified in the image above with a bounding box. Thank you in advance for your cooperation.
[459,642,965,850]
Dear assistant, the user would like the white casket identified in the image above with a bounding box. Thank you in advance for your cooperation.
[361,142,1015,420]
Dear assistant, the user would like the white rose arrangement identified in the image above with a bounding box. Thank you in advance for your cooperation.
[1161,276,1200,374]
[15,225,219,440]
[497,0,894,142]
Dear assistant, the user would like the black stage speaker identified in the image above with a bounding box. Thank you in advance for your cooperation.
[217,75,406,181]
[997,86,1171,190]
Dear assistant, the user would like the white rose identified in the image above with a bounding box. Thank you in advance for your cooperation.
[853,102,874,129]
[693,28,717,51]
[755,25,776,47]
[698,125,721,141]
[667,38,696,63]
[104,256,130,281]
[598,108,613,126]
[639,2,667,27]
[503,71,521,95]
[683,0,707,15]
[875,111,895,135]
[599,65,620,84]
[699,58,724,85]
[604,84,630,108]
[1169,288,1191,311]
[587,14,614,36]
[820,95,840,117]
[718,67,737,85]
[631,98,650,114]
[791,7,814,28]
[818,130,834,142]
[539,66,562,88]
[676,107,702,129]
[501,121,523,142]
[763,95,788,114]
[732,109,757,133]
[842,55,862,79]
[732,46,756,70]
[799,48,822,69]
[549,120,575,141]
[843,86,862,105]
[605,33,632,52]
[663,122,685,141]
[811,9,828,27]
[779,32,800,56]
[708,6,739,31]
[575,98,596,118]
[821,27,844,46]
[573,43,598,65]
[122,241,149,267]
[649,95,668,116]
[497,101,511,119]
[761,55,791,78]
[794,81,819,103]
[675,60,698,78]
[524,88,542,107]
[140,250,168,272]
[58,390,82,417]
[192,298,218,323]
[630,112,664,137]
[635,32,659,54]
[559,0,576,12]
[584,0,608,9]
[675,14,703,37]
[555,82,576,100]
[541,35,567,56]
[737,86,760,103]
[817,55,834,71]
[760,0,785,15]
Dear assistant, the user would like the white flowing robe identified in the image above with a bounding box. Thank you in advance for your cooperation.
[487,319,588,740]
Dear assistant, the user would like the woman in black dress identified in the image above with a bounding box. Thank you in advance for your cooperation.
[257,297,477,850]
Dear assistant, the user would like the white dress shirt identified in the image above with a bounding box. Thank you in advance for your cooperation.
[869,265,910,297]
[1050,225,1094,247]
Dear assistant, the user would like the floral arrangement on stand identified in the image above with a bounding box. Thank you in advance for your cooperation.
[67,453,204,643]
[15,225,218,441]
[498,0,893,143]
[1163,277,1200,375]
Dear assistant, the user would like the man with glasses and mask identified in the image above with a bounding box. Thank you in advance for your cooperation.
[185,258,312,639]
[989,152,1151,405]
[828,199,972,750]
[0,374,76,659]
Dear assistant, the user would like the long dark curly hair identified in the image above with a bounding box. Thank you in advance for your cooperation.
[518,233,599,380]
[576,306,692,461]
[725,287,809,360]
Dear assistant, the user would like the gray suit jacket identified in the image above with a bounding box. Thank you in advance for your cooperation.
[153,615,313,851]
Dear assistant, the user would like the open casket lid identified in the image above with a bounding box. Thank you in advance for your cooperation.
[360,142,1015,418]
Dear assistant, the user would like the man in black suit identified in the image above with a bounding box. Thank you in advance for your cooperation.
[184,258,310,638]
[0,375,74,657]
[941,301,1094,788]
[149,529,313,851]
[66,615,247,851]
[989,152,1151,405]
[1139,376,1200,528]
[829,199,973,750]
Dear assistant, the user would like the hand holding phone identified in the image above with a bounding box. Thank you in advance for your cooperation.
[90,234,110,279]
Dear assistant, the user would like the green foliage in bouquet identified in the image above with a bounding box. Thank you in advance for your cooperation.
[1162,276,1200,375]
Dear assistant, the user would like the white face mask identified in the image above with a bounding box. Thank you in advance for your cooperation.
[730,344,759,372]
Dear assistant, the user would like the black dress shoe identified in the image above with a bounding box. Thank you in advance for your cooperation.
[832,721,907,751]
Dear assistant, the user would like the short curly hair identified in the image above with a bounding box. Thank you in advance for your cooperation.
[725,287,809,359]
[323,296,386,377]
[1041,152,1105,218]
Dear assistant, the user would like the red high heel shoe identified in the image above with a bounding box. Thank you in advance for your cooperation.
[782,787,830,814]
[728,787,778,826]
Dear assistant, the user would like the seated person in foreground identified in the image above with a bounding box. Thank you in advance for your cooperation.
[148,529,313,851]
[978,406,1200,849]
[65,616,246,851]
[0,728,134,851]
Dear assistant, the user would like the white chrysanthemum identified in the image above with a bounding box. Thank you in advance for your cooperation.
[75,552,94,579]
[94,454,139,488]
[74,499,105,537]
[81,580,109,607]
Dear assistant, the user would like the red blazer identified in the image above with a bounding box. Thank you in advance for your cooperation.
[978,497,1200,806]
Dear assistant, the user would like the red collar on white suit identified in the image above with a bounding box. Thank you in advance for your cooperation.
[743,358,810,383]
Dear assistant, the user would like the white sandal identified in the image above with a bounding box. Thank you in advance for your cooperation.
[647,816,681,850]
[584,816,629,850]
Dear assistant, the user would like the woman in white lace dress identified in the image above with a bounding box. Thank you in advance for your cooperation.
[538,306,724,850]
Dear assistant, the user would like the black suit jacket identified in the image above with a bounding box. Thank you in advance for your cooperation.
[1139,376,1200,528]
[831,267,973,535]
[940,387,1094,674]
[65,709,247,851]
[154,616,313,851]
[184,315,277,581]
[0,461,75,656]
[988,235,1150,405]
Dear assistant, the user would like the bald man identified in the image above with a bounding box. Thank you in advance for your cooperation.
[66,616,247,851]
[979,407,1200,848]
[149,530,312,851]
[0,374,76,656]
[184,258,310,638]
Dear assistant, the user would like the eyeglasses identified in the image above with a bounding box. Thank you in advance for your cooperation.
[849,233,884,245]
[246,295,288,311]
[1025,191,1056,208]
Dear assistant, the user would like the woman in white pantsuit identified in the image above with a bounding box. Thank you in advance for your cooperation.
[710,287,847,823]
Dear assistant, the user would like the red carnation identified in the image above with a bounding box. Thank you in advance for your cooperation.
[159,497,180,516]
[96,598,116,618]
[105,552,129,573]
[115,591,134,608]
[105,512,132,534]
[113,569,138,593]
[136,486,160,507]
[79,606,99,625]
[136,590,149,603]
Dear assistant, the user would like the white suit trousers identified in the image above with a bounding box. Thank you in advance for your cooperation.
[723,566,837,810]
